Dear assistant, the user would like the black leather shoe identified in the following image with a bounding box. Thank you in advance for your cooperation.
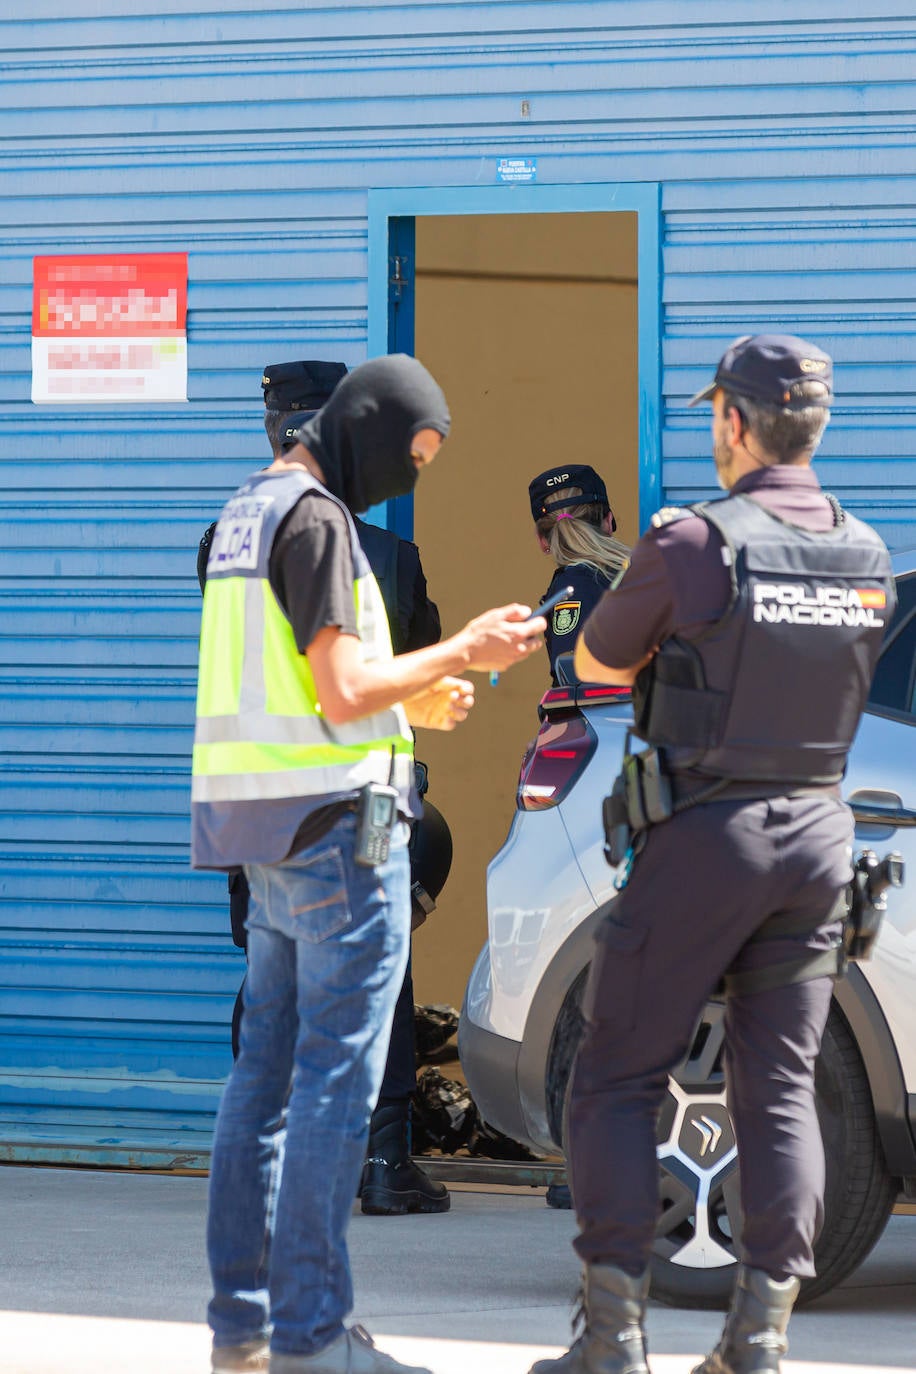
[546,1181,573,1209]
[360,1101,450,1216]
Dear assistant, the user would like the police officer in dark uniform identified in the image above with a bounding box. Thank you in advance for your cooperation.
[528,465,629,684]
[198,359,451,1216]
[532,336,895,1374]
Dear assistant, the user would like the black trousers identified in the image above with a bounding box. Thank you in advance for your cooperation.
[567,793,850,1282]
[376,952,418,1104]
[229,871,418,1107]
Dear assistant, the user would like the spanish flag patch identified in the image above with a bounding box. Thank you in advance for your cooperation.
[855,589,887,609]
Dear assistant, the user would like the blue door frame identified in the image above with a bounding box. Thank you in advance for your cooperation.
[367,183,662,539]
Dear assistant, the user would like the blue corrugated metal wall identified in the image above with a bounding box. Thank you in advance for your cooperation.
[2,1,915,1163]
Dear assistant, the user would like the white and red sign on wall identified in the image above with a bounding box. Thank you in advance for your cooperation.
[31,252,188,403]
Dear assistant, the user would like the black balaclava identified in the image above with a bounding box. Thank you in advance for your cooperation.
[294,354,450,512]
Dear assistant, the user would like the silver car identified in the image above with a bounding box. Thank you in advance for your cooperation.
[459,547,916,1307]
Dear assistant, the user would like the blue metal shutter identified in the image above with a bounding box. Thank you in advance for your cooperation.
[1,2,915,1164]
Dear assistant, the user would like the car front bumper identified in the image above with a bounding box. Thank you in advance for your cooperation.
[457,997,541,1153]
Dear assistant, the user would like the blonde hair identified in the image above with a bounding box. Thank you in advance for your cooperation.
[536,485,630,580]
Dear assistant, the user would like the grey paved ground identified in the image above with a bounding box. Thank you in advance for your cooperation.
[0,1166,913,1374]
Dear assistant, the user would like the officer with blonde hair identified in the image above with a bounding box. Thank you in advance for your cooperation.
[529,464,629,683]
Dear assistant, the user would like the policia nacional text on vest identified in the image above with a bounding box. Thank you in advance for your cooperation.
[636,493,893,785]
[605,491,895,980]
[191,469,416,871]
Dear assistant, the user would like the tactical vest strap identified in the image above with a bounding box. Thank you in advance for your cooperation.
[724,888,847,994]
[632,637,726,757]
[724,946,842,996]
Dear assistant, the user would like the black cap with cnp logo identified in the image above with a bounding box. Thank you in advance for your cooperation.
[688,334,833,410]
[528,463,615,531]
[261,359,348,412]
[277,413,313,451]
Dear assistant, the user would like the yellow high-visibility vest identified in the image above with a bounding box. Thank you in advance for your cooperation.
[191,468,414,869]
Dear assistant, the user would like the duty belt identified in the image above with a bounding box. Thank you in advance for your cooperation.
[668,776,841,807]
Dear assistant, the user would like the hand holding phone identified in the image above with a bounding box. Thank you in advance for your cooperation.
[527,584,575,622]
[488,586,574,685]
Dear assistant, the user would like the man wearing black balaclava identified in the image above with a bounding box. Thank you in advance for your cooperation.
[204,356,450,1217]
[292,354,449,512]
[194,353,547,1374]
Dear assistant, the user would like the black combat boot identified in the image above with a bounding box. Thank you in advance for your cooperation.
[528,1265,649,1374]
[692,1266,800,1374]
[360,1100,450,1215]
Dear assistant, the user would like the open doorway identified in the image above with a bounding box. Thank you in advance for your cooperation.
[407,210,640,1007]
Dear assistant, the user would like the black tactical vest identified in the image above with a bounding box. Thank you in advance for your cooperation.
[633,494,895,786]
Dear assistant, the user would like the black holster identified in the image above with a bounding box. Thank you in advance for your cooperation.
[843,849,904,963]
[603,741,674,867]
[602,775,632,867]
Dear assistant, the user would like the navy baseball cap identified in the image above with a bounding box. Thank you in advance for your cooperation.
[277,411,317,452]
[261,359,348,412]
[688,334,833,410]
[529,463,615,531]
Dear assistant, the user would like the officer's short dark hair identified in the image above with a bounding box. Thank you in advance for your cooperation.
[722,384,830,464]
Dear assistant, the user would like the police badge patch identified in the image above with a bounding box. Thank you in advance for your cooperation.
[553,601,581,636]
[651,505,690,529]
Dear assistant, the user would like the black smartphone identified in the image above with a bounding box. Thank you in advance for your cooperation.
[527,584,575,622]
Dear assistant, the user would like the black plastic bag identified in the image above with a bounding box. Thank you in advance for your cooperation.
[414,1003,460,1064]
[411,1066,539,1161]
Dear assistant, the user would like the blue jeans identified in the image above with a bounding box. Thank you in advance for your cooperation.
[206,812,411,1355]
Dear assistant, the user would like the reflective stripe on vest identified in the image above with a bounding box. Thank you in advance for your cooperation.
[191,469,414,868]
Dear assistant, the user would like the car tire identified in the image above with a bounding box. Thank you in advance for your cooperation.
[546,974,898,1309]
[802,1001,899,1304]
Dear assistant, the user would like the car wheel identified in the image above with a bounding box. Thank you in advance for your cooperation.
[803,1001,899,1304]
[650,998,738,1309]
[546,976,897,1309]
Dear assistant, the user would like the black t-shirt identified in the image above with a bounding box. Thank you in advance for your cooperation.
[267,492,364,855]
[269,491,358,650]
[199,493,358,647]
[541,562,613,685]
